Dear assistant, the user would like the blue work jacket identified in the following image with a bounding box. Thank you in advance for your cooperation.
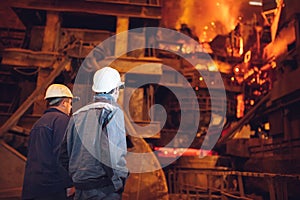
[22,108,73,199]
[59,94,129,193]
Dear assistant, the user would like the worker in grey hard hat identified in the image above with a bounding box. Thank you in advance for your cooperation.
[60,67,129,199]
[22,83,75,200]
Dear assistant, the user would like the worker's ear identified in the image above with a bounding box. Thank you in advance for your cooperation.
[61,98,69,107]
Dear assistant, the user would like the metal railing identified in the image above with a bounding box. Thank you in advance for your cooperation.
[167,167,300,200]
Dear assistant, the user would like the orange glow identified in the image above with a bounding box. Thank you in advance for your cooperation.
[239,37,244,55]
[208,64,218,71]
[236,94,244,118]
[253,90,261,96]
[154,147,217,157]
[234,67,240,73]
[195,64,207,70]
[249,1,263,6]
[176,0,246,41]
[244,68,254,80]
[244,50,251,63]
[264,122,270,130]
[271,61,277,69]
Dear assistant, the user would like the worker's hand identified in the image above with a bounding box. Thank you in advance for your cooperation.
[66,186,75,197]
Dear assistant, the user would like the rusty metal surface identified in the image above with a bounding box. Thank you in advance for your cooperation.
[1,48,60,68]
[123,111,169,200]
[216,93,271,146]
[0,140,26,199]
[101,56,162,74]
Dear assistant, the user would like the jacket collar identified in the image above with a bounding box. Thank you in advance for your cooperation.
[94,94,114,102]
[44,107,67,115]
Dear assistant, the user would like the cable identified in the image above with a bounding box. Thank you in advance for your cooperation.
[13,67,40,76]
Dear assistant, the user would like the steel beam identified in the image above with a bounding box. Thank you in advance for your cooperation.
[1,48,60,68]
[9,0,161,19]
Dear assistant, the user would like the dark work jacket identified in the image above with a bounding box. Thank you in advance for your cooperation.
[59,94,128,193]
[22,108,73,199]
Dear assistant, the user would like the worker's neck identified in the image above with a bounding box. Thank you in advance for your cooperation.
[51,106,69,115]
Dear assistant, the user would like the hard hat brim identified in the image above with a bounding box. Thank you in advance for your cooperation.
[118,81,125,89]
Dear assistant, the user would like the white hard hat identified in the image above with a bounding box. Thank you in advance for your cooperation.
[44,84,73,99]
[92,67,124,93]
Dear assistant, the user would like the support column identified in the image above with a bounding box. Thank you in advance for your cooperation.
[115,16,129,111]
[115,16,129,57]
[33,11,61,114]
[42,11,60,52]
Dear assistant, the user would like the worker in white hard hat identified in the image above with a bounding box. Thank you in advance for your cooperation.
[60,67,129,200]
[22,84,75,200]
[44,84,74,114]
[91,66,125,99]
